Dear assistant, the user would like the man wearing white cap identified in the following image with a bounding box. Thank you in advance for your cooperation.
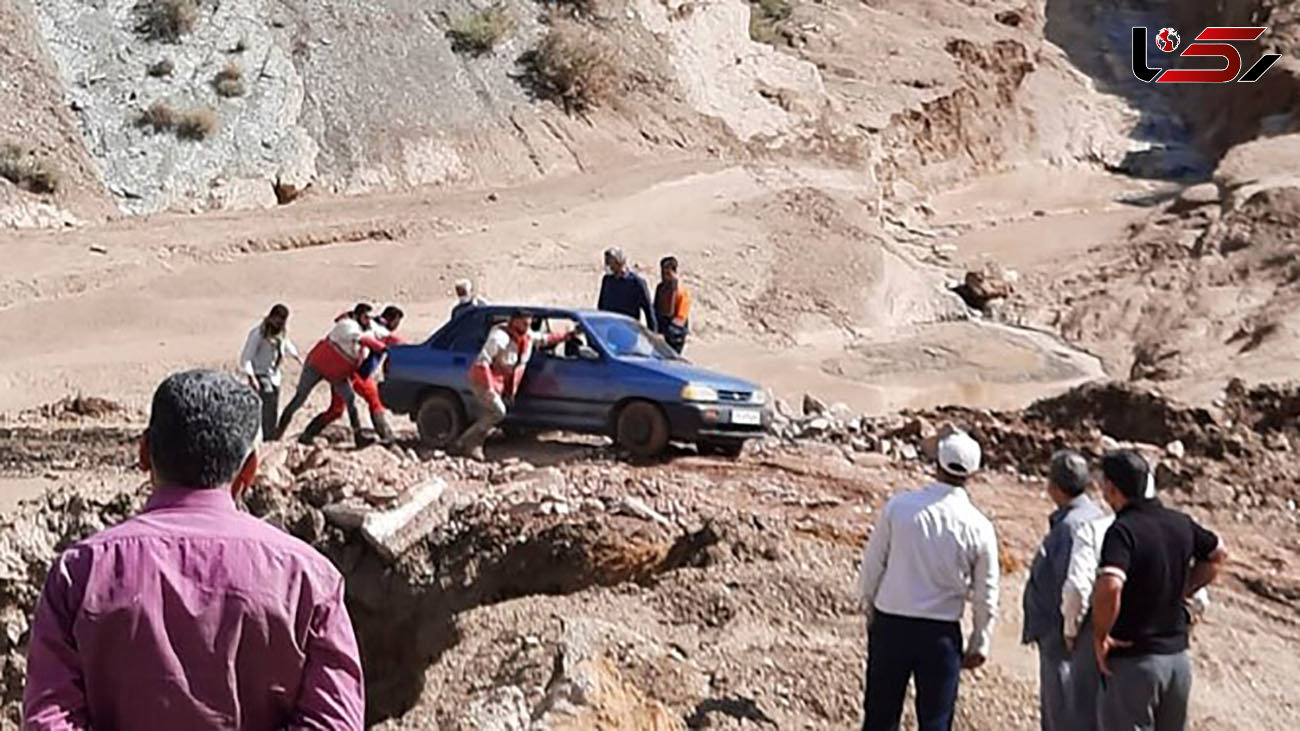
[857,429,1000,731]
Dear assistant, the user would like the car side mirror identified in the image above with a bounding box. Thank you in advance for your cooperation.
[577,345,600,361]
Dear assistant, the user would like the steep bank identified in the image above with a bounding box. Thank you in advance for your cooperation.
[1,0,1141,225]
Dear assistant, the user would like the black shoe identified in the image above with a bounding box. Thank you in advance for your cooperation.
[298,415,328,445]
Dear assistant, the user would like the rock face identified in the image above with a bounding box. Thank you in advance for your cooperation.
[33,0,317,215]
[3,0,1156,222]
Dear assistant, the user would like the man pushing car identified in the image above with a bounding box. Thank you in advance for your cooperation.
[456,309,575,461]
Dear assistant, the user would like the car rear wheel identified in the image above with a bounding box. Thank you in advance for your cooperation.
[615,401,670,458]
[416,392,464,448]
[699,439,745,458]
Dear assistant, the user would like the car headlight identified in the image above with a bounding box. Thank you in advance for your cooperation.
[680,383,718,402]
[750,389,767,406]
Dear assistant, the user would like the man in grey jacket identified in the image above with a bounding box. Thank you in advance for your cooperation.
[1022,449,1107,731]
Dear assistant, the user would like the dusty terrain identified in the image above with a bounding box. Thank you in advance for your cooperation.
[3,0,1300,727]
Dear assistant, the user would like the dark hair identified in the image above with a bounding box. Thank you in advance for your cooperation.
[509,309,531,321]
[268,303,289,319]
[1101,450,1149,501]
[147,370,260,488]
[380,305,404,322]
[353,303,373,318]
[1050,449,1091,496]
[660,256,678,272]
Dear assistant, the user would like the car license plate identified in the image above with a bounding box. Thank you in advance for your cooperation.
[731,409,762,426]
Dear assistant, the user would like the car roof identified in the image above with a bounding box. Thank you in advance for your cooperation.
[472,305,632,320]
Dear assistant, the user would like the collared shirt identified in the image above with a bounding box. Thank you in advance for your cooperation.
[857,481,1000,657]
[239,323,300,388]
[23,486,365,730]
[1061,510,1115,641]
[1098,498,1220,656]
[597,271,657,331]
[1022,494,1107,645]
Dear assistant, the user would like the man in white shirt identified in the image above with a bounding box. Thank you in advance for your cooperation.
[857,430,1000,731]
[238,304,301,440]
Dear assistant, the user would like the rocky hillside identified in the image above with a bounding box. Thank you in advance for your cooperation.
[1,0,1137,225]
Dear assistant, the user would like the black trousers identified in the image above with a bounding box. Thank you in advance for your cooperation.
[863,611,963,731]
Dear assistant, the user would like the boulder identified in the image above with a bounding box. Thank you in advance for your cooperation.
[802,393,828,416]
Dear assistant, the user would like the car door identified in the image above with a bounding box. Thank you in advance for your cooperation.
[516,319,614,431]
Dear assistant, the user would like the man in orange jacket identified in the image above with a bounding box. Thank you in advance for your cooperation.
[274,304,389,448]
[456,310,574,461]
[654,256,691,354]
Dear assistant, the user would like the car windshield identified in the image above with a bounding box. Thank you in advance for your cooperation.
[586,315,679,359]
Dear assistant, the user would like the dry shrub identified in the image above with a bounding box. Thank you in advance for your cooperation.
[448,4,516,56]
[136,101,176,133]
[147,58,174,77]
[0,144,59,194]
[135,102,218,141]
[748,0,790,45]
[175,108,219,140]
[527,22,619,113]
[213,63,245,97]
[135,0,199,43]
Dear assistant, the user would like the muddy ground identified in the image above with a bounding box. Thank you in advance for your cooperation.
[1,381,1298,729]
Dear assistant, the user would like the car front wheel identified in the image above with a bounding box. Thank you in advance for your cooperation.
[416,391,464,448]
[615,401,670,458]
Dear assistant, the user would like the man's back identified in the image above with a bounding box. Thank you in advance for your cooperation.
[870,484,997,622]
[1101,499,1218,656]
[24,486,364,730]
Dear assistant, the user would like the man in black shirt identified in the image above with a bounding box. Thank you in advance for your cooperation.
[1092,450,1227,731]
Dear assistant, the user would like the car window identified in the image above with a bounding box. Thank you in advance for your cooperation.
[535,317,590,359]
[447,312,490,353]
[586,316,677,359]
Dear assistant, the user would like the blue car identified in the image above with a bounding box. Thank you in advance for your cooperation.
[379,306,771,457]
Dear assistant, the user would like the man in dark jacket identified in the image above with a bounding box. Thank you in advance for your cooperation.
[597,247,657,331]
[1022,449,1107,731]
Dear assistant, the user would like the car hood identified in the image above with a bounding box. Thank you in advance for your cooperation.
[623,358,762,392]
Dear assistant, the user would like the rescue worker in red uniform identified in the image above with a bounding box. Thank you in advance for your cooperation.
[352,306,404,443]
[274,304,388,448]
[456,310,574,461]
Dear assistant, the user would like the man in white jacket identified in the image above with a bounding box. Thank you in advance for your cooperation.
[238,304,301,439]
[857,430,999,731]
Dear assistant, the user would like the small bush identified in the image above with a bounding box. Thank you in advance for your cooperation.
[175,108,219,140]
[135,102,218,140]
[448,4,516,56]
[147,58,175,77]
[213,63,245,97]
[0,144,59,194]
[525,23,619,113]
[748,0,790,45]
[136,101,176,133]
[135,0,199,43]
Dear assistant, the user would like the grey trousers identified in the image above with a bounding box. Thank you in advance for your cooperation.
[255,376,279,441]
[457,383,508,450]
[1098,651,1191,731]
[1036,627,1100,731]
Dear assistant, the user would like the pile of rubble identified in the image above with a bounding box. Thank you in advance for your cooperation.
[769,380,1300,508]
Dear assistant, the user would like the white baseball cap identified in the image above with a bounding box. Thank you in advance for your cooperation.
[937,430,981,477]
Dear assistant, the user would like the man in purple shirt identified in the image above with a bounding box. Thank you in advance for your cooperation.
[23,369,365,730]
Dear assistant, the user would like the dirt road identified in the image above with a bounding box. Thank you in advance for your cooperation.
[0,160,1132,424]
